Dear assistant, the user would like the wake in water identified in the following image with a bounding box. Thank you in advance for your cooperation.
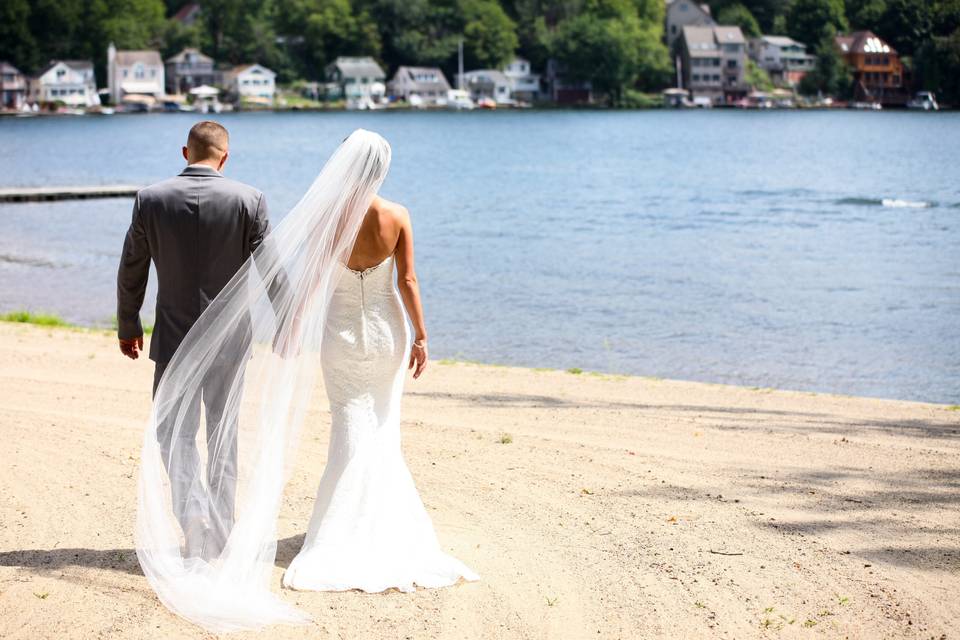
[836,197,937,208]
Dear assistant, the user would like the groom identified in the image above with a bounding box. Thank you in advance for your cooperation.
[116,120,274,559]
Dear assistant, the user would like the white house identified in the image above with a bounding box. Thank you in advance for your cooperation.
[107,43,165,104]
[30,60,100,107]
[223,64,276,103]
[325,57,386,106]
[503,57,541,102]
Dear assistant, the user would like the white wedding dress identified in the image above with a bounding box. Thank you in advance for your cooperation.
[282,255,480,592]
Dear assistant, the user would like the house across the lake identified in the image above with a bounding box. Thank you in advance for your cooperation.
[387,66,450,105]
[165,48,216,95]
[107,43,165,104]
[545,59,593,104]
[748,35,815,87]
[458,69,514,105]
[30,60,100,107]
[222,64,276,104]
[503,57,541,102]
[326,57,386,107]
[665,0,715,51]
[835,31,905,105]
[679,25,748,105]
[1,62,28,110]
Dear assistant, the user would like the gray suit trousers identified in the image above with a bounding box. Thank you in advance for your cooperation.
[153,359,244,559]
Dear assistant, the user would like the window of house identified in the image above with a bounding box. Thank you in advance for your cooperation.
[693,74,701,82]
[134,63,145,79]
[727,60,737,68]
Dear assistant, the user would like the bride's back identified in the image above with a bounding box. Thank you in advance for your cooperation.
[347,196,403,271]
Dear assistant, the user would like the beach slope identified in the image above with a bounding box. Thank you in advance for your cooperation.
[0,322,957,639]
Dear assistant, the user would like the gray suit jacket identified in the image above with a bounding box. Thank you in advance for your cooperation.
[117,165,272,363]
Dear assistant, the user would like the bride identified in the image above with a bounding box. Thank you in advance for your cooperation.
[136,130,478,632]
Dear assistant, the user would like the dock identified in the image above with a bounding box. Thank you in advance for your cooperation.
[0,185,141,203]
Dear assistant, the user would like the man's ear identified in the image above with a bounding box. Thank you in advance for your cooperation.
[182,146,190,163]
[218,151,229,172]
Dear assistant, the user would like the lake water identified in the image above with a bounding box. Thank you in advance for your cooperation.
[1,110,958,403]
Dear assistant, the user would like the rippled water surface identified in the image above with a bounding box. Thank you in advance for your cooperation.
[1,110,958,402]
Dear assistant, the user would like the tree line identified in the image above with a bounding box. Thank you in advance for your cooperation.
[1,0,958,104]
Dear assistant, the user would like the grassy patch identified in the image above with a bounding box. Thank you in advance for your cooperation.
[566,367,583,375]
[498,433,513,444]
[1,310,70,327]
[947,405,960,411]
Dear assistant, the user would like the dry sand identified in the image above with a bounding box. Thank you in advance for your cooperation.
[0,321,957,639]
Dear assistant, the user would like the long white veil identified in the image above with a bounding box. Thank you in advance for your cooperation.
[136,129,392,632]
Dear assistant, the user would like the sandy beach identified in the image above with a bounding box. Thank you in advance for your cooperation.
[0,321,957,639]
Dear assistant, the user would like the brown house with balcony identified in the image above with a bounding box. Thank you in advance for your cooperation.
[835,31,906,105]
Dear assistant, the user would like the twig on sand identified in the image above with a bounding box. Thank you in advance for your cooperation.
[708,549,744,556]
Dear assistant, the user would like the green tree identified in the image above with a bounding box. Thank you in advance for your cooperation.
[462,0,519,69]
[0,0,36,71]
[877,0,932,56]
[787,0,848,46]
[846,0,887,28]
[745,58,774,89]
[798,24,852,97]
[717,3,762,38]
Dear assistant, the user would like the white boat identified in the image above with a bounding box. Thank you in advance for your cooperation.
[446,89,475,110]
[907,91,939,111]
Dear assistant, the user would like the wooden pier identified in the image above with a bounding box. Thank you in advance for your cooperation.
[0,185,141,203]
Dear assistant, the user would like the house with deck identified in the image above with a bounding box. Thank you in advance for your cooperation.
[387,66,450,105]
[835,31,905,105]
[107,44,165,104]
[679,25,748,105]
[748,36,815,87]
[1,62,27,110]
[165,48,216,95]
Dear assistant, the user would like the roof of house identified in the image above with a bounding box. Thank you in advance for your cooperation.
[682,25,745,55]
[172,2,201,23]
[166,48,213,64]
[115,50,163,67]
[462,69,510,85]
[35,59,94,77]
[668,0,713,19]
[714,26,745,44]
[326,57,385,79]
[390,66,450,90]
[835,30,897,55]
[1,61,24,75]
[758,35,805,48]
[229,63,276,78]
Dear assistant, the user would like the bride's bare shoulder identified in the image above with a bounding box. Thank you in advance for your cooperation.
[371,196,410,225]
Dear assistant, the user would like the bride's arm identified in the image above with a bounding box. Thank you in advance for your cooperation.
[395,207,428,378]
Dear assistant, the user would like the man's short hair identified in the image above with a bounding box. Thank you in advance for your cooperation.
[187,120,229,159]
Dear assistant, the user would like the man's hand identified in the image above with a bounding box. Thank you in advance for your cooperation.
[119,335,144,360]
[408,340,428,379]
